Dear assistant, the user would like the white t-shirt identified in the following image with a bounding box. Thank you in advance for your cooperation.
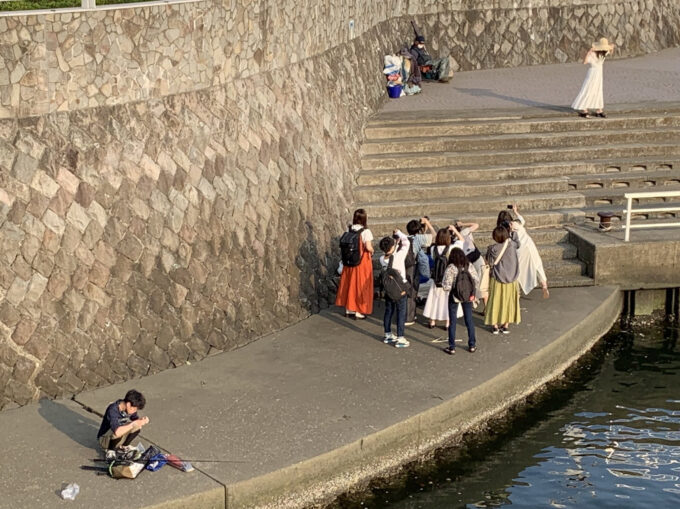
[351,224,373,246]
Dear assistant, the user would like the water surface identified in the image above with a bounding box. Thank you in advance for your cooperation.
[350,321,680,508]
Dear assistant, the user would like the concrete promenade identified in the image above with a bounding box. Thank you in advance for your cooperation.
[380,46,680,114]
[0,287,621,509]
[3,48,678,508]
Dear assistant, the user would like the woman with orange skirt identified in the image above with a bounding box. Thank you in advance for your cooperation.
[335,209,374,319]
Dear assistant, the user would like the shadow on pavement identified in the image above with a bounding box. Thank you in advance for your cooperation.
[455,87,572,112]
[38,398,100,450]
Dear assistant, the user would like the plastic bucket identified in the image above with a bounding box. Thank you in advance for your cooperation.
[387,84,402,99]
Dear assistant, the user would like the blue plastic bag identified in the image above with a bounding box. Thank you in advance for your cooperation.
[145,453,167,471]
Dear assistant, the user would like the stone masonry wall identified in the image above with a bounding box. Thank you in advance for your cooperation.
[1,0,679,408]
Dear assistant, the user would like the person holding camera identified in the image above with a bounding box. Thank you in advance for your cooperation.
[405,216,435,324]
[442,247,480,354]
[379,230,411,348]
[454,220,487,307]
[484,226,521,334]
[423,225,464,329]
[497,205,549,299]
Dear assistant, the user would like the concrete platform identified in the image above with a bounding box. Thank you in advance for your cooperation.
[379,47,680,114]
[0,286,621,509]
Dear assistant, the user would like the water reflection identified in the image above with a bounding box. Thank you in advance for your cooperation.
[355,322,680,509]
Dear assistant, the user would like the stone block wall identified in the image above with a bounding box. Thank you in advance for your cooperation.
[1,0,679,408]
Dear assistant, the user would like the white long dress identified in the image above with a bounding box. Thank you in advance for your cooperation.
[571,52,605,111]
[423,244,463,321]
[513,214,547,295]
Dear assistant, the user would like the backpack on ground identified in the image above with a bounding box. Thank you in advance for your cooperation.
[382,255,410,301]
[431,246,449,288]
[339,227,364,267]
[452,266,476,302]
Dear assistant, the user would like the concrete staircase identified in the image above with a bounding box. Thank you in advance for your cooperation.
[356,106,680,288]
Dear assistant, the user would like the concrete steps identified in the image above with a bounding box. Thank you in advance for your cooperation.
[354,105,680,289]
[355,177,568,203]
[358,157,678,187]
[362,128,680,155]
[362,192,586,219]
[361,143,680,171]
[365,113,680,139]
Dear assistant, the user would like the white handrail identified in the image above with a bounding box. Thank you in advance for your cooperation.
[623,191,680,241]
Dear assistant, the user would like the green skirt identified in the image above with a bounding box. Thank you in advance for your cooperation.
[484,279,521,325]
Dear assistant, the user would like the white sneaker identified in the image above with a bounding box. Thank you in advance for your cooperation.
[394,337,410,348]
[383,333,396,344]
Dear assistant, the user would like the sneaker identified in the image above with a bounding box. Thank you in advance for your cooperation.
[501,326,510,334]
[491,326,500,335]
[105,449,116,461]
[354,312,366,320]
[405,321,415,326]
[394,337,410,348]
[442,347,455,355]
[383,333,396,344]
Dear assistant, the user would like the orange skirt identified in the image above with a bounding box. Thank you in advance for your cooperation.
[335,252,374,315]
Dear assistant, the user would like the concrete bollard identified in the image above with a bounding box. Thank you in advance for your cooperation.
[82,0,96,8]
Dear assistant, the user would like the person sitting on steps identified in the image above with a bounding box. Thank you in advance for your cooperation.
[409,21,453,83]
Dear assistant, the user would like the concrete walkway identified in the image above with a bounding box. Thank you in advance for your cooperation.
[0,286,621,509]
[380,47,680,114]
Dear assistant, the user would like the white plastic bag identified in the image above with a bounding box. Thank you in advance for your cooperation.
[60,483,80,500]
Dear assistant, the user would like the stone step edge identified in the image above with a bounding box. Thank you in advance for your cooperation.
[355,176,568,194]
[366,209,586,226]
[358,168,680,193]
[357,157,680,181]
[363,126,680,146]
[365,113,680,132]
[357,192,586,209]
[360,142,680,162]
[368,102,680,125]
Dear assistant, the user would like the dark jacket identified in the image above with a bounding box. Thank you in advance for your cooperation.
[410,44,432,66]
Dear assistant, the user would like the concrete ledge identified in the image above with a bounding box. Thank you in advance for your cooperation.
[569,225,680,289]
[224,288,623,509]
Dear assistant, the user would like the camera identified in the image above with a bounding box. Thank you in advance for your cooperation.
[507,204,513,209]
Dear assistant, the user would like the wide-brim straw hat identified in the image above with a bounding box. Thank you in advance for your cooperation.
[592,37,614,52]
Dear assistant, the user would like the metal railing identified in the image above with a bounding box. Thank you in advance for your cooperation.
[623,190,680,241]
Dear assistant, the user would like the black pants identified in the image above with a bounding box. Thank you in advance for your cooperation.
[406,265,418,322]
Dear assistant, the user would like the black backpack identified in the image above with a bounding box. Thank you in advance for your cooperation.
[452,266,476,302]
[382,255,409,301]
[431,245,449,288]
[339,227,364,267]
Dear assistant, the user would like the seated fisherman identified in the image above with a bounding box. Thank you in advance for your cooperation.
[97,389,149,456]
[409,22,453,83]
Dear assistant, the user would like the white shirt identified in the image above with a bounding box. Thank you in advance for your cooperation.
[379,230,410,283]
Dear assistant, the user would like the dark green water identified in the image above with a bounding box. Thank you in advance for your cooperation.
[349,321,680,508]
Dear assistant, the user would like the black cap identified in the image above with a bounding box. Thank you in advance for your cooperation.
[415,35,425,43]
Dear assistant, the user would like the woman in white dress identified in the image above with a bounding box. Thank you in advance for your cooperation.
[423,226,464,328]
[497,206,549,299]
[571,37,615,118]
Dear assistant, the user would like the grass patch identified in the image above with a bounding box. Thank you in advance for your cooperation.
[0,0,160,12]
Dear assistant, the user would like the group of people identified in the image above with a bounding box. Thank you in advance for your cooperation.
[335,207,549,354]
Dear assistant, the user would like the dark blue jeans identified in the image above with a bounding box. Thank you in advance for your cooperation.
[448,300,476,350]
[384,295,407,337]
